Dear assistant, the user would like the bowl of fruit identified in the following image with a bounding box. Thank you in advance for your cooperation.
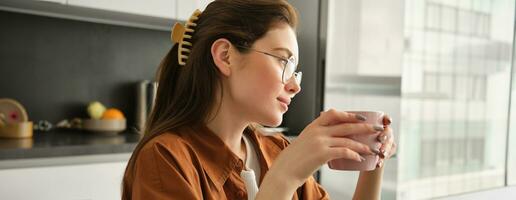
[83,101,126,134]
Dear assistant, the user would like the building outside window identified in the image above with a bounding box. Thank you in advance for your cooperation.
[320,0,516,199]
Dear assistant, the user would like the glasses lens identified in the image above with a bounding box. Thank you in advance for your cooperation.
[283,60,296,83]
[294,71,302,85]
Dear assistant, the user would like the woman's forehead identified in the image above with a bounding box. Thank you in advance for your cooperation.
[253,25,299,58]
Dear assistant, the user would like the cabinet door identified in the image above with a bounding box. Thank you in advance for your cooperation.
[176,0,212,21]
[36,0,67,4]
[67,0,176,19]
[0,162,126,200]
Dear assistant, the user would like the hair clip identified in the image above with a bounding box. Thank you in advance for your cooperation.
[171,9,202,66]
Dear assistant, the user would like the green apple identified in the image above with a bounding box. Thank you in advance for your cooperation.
[87,101,106,119]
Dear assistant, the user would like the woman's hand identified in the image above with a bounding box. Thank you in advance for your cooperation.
[351,114,396,200]
[376,115,396,168]
[266,109,385,188]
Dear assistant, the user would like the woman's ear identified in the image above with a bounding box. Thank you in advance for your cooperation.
[211,38,233,76]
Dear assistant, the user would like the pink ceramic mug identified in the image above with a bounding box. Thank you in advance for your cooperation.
[328,111,384,171]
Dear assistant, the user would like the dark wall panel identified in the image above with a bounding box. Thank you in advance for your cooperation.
[0,11,171,127]
[0,0,324,135]
[282,0,324,135]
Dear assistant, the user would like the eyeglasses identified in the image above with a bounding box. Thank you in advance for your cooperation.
[236,45,302,85]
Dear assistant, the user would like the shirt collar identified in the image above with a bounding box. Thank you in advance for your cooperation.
[183,125,281,191]
[182,125,246,190]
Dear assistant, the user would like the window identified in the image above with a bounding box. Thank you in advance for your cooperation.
[400,0,513,199]
[320,0,515,199]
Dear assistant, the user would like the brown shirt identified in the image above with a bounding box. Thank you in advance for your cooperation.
[131,125,330,199]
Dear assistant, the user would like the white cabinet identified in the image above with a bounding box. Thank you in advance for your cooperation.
[65,0,214,21]
[36,0,66,4]
[0,161,127,200]
[67,0,176,19]
[0,0,214,30]
[64,0,214,20]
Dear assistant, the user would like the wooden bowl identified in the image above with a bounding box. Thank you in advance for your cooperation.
[0,121,33,139]
[83,119,126,134]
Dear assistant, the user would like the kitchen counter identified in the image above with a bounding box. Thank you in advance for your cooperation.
[0,129,293,169]
[0,129,142,169]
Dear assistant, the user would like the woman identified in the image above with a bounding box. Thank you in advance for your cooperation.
[122,0,396,199]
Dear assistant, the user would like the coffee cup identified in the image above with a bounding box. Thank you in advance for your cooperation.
[328,111,384,171]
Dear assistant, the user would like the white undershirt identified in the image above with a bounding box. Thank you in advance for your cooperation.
[240,134,261,200]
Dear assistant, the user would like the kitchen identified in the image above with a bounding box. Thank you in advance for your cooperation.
[1,0,516,199]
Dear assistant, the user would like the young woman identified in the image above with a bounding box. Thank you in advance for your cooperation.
[122,0,396,199]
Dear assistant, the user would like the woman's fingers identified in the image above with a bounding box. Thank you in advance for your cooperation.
[381,141,396,159]
[382,114,392,126]
[329,137,380,156]
[378,127,395,159]
[376,158,384,168]
[316,109,367,126]
[377,126,392,143]
[377,142,395,168]
[328,147,364,162]
[325,122,384,137]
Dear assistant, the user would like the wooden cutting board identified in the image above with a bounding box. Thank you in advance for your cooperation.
[0,98,32,138]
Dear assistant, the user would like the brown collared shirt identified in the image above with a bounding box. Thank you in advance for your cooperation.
[131,125,329,199]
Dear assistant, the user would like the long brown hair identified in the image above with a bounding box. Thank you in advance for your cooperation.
[122,0,298,198]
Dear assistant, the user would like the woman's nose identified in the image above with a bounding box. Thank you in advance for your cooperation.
[284,76,301,95]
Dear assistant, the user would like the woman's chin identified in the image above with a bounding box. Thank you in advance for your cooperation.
[260,113,284,127]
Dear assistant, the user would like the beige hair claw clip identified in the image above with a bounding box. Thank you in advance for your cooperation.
[171,9,202,66]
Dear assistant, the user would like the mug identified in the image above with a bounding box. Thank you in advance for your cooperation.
[327,111,384,171]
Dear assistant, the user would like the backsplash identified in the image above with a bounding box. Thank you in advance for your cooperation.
[0,11,173,127]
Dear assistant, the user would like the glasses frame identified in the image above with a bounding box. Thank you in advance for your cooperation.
[235,45,302,85]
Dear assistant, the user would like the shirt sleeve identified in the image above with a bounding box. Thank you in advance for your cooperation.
[131,142,202,200]
[298,176,331,200]
[268,133,331,200]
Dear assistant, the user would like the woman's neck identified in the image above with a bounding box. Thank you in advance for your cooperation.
[206,96,249,160]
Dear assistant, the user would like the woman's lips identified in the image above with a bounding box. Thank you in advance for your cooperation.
[277,97,291,105]
[278,100,288,111]
[277,97,290,111]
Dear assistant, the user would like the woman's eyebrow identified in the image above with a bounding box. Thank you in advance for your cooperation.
[271,47,293,58]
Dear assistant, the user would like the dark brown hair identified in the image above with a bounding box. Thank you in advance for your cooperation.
[122,0,298,198]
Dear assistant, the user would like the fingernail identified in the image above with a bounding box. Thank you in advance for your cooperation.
[377,160,384,168]
[373,125,384,132]
[355,114,367,121]
[377,135,388,142]
[387,117,392,125]
[370,148,381,155]
[379,149,386,158]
